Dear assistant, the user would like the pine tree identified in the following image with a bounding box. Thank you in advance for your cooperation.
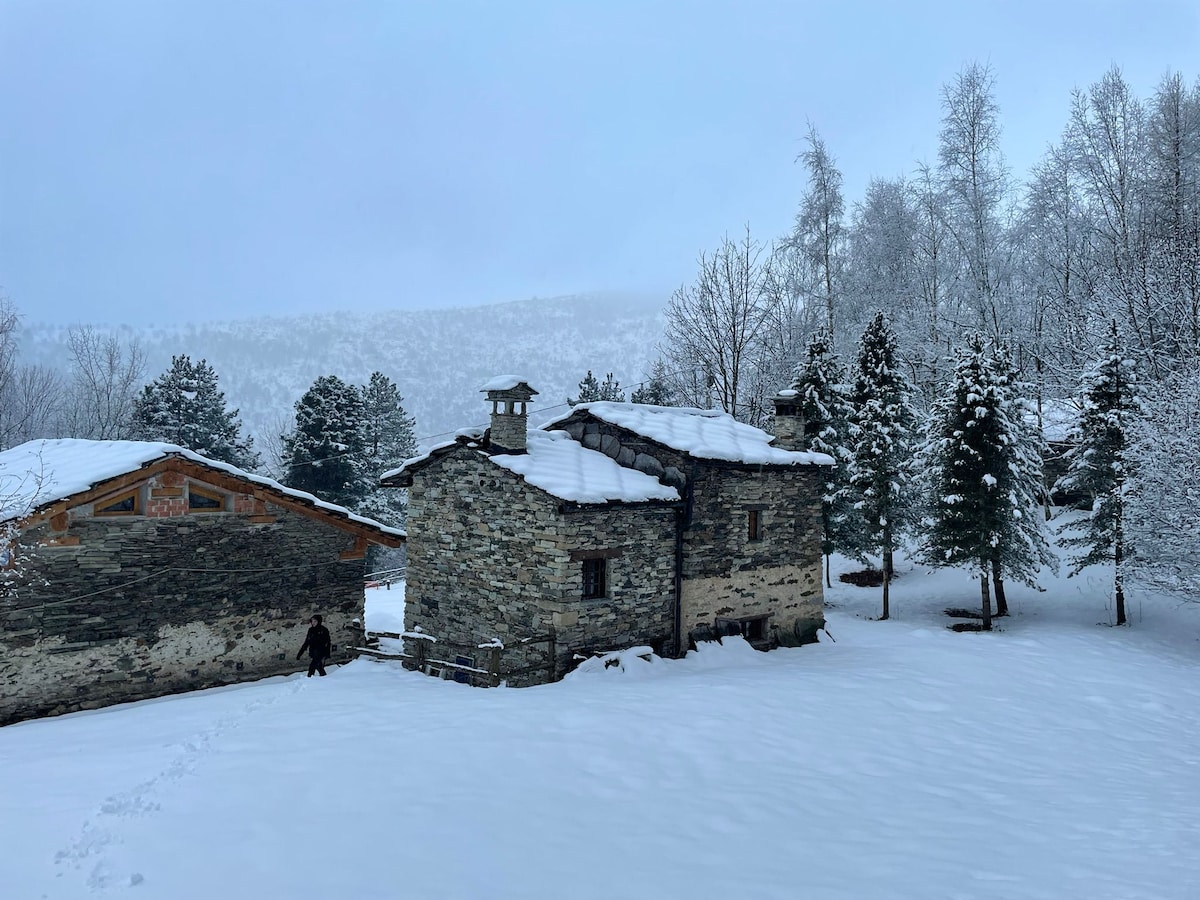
[131,355,258,469]
[282,375,369,509]
[788,330,863,585]
[847,311,919,620]
[358,371,417,528]
[569,370,624,406]
[985,341,1057,615]
[1054,321,1140,625]
[631,359,676,406]
[923,335,1053,629]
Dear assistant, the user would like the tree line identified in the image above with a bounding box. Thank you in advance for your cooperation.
[637,60,1199,616]
[0,302,416,531]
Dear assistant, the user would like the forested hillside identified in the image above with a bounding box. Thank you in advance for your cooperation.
[18,293,665,452]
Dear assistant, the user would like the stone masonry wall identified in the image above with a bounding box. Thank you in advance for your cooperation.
[681,466,825,645]
[0,497,367,725]
[405,447,676,685]
[558,413,826,646]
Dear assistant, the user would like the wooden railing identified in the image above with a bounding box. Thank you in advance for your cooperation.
[358,629,556,687]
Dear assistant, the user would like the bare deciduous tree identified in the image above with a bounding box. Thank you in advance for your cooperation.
[661,227,779,423]
[61,326,146,439]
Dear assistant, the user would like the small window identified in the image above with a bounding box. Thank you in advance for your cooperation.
[748,509,763,541]
[188,485,225,512]
[716,615,771,644]
[96,489,139,516]
[453,655,475,685]
[582,558,607,600]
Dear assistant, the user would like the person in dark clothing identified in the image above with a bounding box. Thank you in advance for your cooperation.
[297,615,333,677]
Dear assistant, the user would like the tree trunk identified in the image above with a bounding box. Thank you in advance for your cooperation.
[1114,525,1127,626]
[980,562,992,631]
[991,556,1008,617]
[880,569,890,621]
[883,548,895,579]
[825,553,832,589]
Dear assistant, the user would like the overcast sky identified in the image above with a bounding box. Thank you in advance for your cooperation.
[1,1,1197,326]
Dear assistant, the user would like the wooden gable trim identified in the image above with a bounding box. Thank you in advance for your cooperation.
[186,482,227,512]
[339,536,369,560]
[19,455,404,547]
[94,487,141,517]
[167,459,404,547]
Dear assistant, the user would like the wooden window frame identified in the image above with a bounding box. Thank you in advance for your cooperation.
[94,488,140,517]
[747,509,763,542]
[187,483,227,512]
[581,557,608,600]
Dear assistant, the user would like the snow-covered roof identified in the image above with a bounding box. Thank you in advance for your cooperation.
[489,430,680,504]
[479,375,536,393]
[548,402,835,466]
[380,437,462,484]
[0,439,405,538]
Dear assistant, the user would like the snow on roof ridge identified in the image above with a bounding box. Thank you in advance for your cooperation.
[0,438,404,537]
[546,402,834,466]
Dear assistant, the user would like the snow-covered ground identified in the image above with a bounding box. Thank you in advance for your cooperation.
[2,554,1199,899]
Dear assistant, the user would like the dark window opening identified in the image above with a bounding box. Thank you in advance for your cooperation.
[582,558,607,600]
[748,509,763,541]
[453,655,475,685]
[188,487,224,511]
[96,491,138,516]
[716,615,771,644]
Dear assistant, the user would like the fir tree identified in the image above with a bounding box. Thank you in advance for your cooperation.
[985,340,1057,616]
[569,370,625,406]
[131,355,258,469]
[847,311,919,620]
[282,375,369,509]
[923,335,1053,629]
[788,330,863,585]
[1054,320,1140,625]
[358,371,417,528]
[631,359,676,406]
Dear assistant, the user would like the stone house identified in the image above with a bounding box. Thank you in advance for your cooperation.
[0,439,404,725]
[383,377,833,685]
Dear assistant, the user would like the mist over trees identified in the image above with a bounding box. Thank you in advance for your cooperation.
[659,62,1199,415]
[655,60,1200,611]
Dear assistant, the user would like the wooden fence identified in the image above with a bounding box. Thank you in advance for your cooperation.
[357,629,557,687]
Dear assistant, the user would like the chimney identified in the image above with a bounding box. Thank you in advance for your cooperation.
[771,389,806,451]
[481,377,539,454]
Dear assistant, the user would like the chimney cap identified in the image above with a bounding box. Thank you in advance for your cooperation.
[480,376,539,399]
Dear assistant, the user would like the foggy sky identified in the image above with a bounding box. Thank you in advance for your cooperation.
[1,0,1197,325]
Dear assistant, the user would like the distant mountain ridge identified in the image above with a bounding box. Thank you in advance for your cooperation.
[20,293,667,459]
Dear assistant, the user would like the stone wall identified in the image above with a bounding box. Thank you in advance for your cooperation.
[681,466,825,645]
[0,499,367,726]
[404,447,676,684]
[557,413,826,646]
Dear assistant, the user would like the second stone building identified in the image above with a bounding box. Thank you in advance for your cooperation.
[383,377,834,684]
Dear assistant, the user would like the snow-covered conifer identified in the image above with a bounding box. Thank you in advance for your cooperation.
[1054,320,1140,625]
[358,372,417,528]
[282,375,369,509]
[1125,371,1200,600]
[923,335,1053,628]
[570,371,624,406]
[788,330,863,584]
[631,359,676,406]
[847,311,920,620]
[131,355,258,469]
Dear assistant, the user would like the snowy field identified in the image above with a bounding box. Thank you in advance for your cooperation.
[2,555,1199,899]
